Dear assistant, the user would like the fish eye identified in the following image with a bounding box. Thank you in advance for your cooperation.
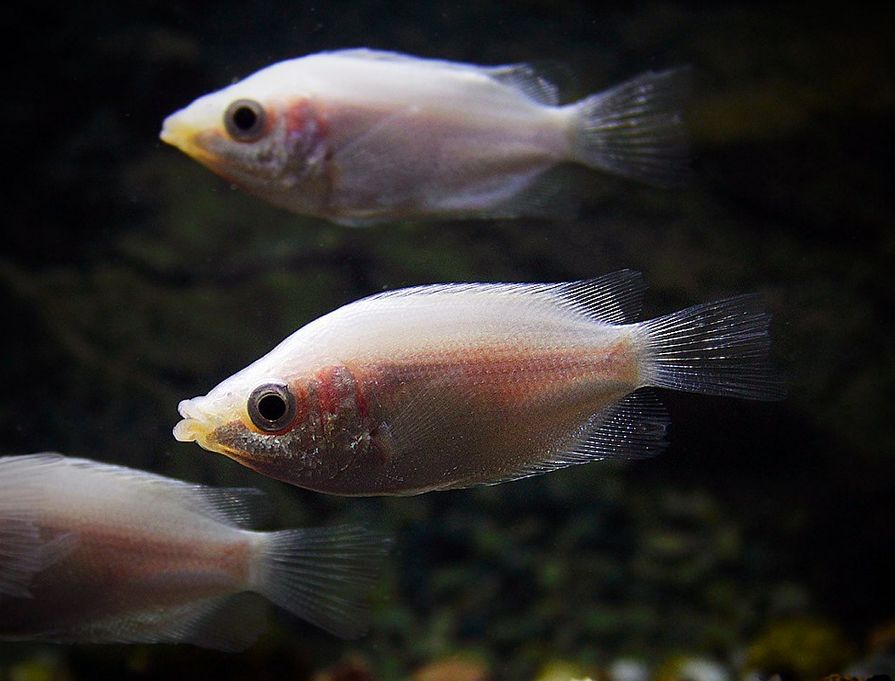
[247,382,296,432]
[224,99,266,142]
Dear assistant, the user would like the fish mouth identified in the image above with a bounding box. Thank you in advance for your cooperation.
[173,398,216,446]
[159,113,217,164]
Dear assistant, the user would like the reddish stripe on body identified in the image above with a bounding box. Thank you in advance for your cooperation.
[40,519,249,587]
[314,366,340,416]
[361,339,638,395]
[353,375,370,419]
[313,364,370,419]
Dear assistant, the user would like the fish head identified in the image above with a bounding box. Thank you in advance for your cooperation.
[160,61,325,198]
[173,363,362,490]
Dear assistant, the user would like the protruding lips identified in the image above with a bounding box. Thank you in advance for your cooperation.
[173,398,217,449]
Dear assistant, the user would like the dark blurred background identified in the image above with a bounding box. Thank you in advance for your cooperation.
[1,2,893,680]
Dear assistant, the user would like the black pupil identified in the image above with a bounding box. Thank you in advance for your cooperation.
[232,106,257,131]
[257,393,286,422]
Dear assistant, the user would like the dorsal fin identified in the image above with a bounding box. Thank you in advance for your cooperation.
[551,270,646,324]
[476,389,669,487]
[327,49,560,105]
[484,63,559,105]
[357,271,646,326]
[327,48,430,63]
[326,48,480,74]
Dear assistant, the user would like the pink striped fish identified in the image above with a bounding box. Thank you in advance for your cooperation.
[0,453,387,648]
[173,271,783,496]
[160,49,689,225]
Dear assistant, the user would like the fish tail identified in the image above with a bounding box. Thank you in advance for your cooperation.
[249,524,390,639]
[636,294,786,400]
[568,67,691,187]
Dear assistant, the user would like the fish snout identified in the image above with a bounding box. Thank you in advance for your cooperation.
[173,398,214,444]
[160,110,217,164]
[159,112,190,148]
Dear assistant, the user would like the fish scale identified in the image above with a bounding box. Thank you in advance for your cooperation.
[161,49,690,225]
[0,454,389,647]
[173,271,783,496]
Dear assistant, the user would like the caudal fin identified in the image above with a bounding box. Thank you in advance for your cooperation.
[569,68,691,187]
[250,525,390,639]
[637,295,786,400]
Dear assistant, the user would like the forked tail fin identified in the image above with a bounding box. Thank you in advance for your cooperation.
[568,67,691,187]
[636,295,786,400]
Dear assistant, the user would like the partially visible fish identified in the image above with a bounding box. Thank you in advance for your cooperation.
[172,270,784,496]
[160,48,689,225]
[0,453,388,649]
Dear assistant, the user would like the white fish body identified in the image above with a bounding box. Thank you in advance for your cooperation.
[160,49,689,224]
[173,271,783,495]
[0,454,387,648]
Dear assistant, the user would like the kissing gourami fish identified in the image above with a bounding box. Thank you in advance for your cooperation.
[0,453,388,648]
[173,271,783,495]
[160,49,689,225]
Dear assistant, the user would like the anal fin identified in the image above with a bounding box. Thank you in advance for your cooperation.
[480,389,669,486]
[475,165,580,221]
[570,388,669,461]
[73,593,269,651]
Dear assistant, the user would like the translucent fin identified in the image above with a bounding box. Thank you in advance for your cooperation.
[330,108,424,213]
[376,374,476,468]
[0,521,76,598]
[360,270,646,325]
[569,67,691,186]
[155,593,267,651]
[0,518,42,597]
[479,390,669,486]
[329,99,563,222]
[328,47,417,61]
[570,389,669,461]
[527,60,579,102]
[77,593,268,651]
[418,165,549,219]
[637,295,786,400]
[481,166,578,220]
[331,108,554,223]
[551,270,646,324]
[484,63,559,105]
[251,525,390,639]
[170,486,269,529]
[327,48,469,68]
[0,454,78,597]
[328,49,560,106]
